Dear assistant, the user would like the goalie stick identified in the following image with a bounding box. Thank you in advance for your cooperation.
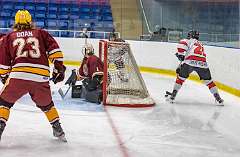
[57,69,79,100]
[58,85,71,99]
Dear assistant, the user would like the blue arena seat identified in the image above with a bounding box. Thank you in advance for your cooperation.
[0,20,7,28]
[36,6,46,12]
[69,14,79,20]
[80,14,91,20]
[35,21,45,28]
[103,16,113,21]
[14,4,25,10]
[58,13,69,20]
[70,7,80,13]
[48,4,58,12]
[0,10,12,17]
[93,23,104,31]
[59,7,69,12]
[90,15,102,21]
[47,13,57,19]
[0,0,114,34]
[59,20,69,30]
[47,20,58,29]
[80,7,91,13]
[35,12,46,18]
[102,8,112,15]
[2,3,14,10]
[48,31,59,37]
[26,5,35,12]
[92,8,101,14]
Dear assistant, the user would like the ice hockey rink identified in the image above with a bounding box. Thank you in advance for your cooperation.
[0,66,240,157]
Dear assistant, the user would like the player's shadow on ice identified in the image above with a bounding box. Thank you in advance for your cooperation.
[173,100,217,107]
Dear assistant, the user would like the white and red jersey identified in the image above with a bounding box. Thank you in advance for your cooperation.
[177,38,208,68]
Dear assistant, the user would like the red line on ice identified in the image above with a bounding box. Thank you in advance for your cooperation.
[104,106,130,157]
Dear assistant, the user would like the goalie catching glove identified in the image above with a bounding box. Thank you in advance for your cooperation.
[52,61,66,84]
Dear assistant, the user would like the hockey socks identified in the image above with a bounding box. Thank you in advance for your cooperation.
[0,106,10,122]
[44,106,60,124]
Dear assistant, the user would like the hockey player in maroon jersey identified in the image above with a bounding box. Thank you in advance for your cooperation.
[166,30,224,105]
[65,43,104,103]
[0,10,67,142]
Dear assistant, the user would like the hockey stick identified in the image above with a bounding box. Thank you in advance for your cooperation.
[58,85,71,99]
[165,91,172,98]
[57,69,80,99]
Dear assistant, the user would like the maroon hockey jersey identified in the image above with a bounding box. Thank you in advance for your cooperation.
[78,55,104,79]
[0,29,63,82]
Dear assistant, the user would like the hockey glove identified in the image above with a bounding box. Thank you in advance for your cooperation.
[65,69,77,86]
[0,74,9,84]
[176,67,181,74]
[52,61,66,84]
[175,53,185,61]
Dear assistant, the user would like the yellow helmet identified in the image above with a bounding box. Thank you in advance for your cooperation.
[15,10,32,25]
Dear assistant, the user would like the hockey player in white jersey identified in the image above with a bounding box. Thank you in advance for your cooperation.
[167,30,224,105]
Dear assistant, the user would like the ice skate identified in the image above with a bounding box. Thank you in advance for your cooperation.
[214,93,224,106]
[0,121,6,141]
[52,120,67,142]
[165,90,177,104]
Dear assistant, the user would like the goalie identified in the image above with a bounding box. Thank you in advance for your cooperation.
[65,43,104,104]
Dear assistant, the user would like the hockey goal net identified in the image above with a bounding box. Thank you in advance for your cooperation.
[99,40,155,107]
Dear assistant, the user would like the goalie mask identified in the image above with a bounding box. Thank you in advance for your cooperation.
[82,43,94,56]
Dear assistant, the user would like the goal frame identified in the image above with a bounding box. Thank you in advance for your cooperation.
[99,40,155,108]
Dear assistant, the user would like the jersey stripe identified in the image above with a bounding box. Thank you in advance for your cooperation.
[11,67,50,77]
[48,51,63,63]
[185,55,206,62]
[9,72,49,82]
[10,63,50,82]
[48,48,61,55]
[0,64,11,75]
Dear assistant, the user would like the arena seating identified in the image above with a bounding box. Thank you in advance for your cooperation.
[0,0,114,37]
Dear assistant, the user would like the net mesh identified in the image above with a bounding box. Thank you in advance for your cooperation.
[101,41,155,107]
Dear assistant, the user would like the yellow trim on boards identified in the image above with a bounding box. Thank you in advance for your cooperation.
[139,66,240,97]
[63,60,240,97]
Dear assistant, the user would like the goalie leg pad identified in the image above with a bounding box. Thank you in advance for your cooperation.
[85,89,103,104]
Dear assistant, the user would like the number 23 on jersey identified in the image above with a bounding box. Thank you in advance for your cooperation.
[13,37,41,58]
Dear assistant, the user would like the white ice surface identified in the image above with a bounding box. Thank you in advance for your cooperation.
[1,67,240,157]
